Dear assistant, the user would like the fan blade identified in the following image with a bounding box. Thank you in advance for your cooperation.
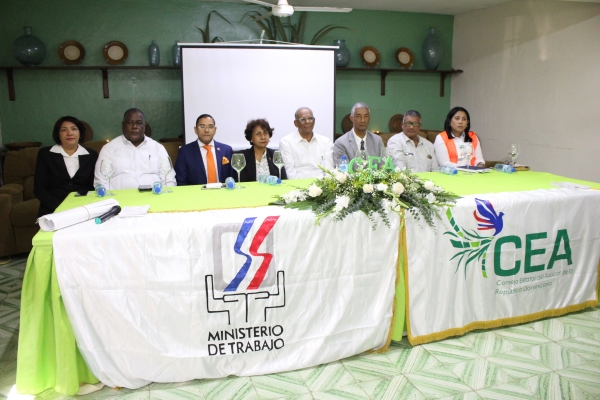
[253,11,273,21]
[243,0,276,7]
[294,6,352,13]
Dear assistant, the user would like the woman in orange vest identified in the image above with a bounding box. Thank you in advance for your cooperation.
[433,107,486,168]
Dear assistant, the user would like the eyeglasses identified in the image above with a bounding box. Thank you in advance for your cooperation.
[124,121,144,127]
[296,117,315,123]
[403,121,421,128]
[197,124,215,130]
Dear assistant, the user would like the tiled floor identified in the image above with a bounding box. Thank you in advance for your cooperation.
[1,254,600,399]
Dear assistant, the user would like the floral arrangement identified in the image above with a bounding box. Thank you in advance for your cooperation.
[274,167,460,229]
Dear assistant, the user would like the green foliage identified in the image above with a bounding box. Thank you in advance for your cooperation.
[274,166,460,230]
[197,10,234,43]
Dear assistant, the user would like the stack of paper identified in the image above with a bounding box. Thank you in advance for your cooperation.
[118,205,150,217]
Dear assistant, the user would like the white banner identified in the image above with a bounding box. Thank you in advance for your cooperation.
[53,207,399,389]
[406,189,600,343]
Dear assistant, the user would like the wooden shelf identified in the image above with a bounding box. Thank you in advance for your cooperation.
[336,67,463,97]
[0,66,181,101]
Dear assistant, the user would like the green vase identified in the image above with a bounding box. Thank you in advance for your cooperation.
[13,27,46,66]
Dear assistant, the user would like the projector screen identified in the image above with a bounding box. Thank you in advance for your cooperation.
[181,44,336,150]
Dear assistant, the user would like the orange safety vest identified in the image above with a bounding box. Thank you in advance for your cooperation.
[439,131,479,166]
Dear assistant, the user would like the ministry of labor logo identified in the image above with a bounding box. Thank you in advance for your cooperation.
[206,216,285,325]
[445,198,505,279]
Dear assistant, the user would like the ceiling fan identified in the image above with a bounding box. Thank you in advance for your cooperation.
[242,0,352,19]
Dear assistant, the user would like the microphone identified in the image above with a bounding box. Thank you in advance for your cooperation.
[95,206,122,224]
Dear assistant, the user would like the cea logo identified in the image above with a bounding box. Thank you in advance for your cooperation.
[446,198,572,278]
[205,216,286,325]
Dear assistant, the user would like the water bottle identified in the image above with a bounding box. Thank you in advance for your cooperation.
[152,181,163,194]
[94,183,106,197]
[339,155,348,172]
[494,164,516,173]
[225,177,235,190]
[266,175,279,185]
[439,166,458,175]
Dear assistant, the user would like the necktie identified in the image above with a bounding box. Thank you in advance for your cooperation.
[360,139,365,151]
[203,145,217,183]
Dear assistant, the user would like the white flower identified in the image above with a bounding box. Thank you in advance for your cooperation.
[334,195,350,212]
[363,184,374,194]
[282,193,296,204]
[424,180,435,191]
[335,171,347,183]
[296,190,307,202]
[426,192,436,204]
[308,184,322,197]
[433,185,443,192]
[376,183,388,192]
[395,167,402,172]
[392,182,405,195]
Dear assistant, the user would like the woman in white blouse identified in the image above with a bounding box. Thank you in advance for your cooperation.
[434,107,485,168]
[34,116,98,217]
[236,119,287,182]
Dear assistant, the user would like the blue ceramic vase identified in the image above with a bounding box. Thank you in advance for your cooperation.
[172,41,181,67]
[13,27,46,66]
[421,27,443,70]
[333,39,351,68]
[148,40,160,66]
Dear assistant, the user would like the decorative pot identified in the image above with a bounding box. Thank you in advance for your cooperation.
[13,27,46,66]
[172,41,181,67]
[148,40,160,66]
[421,27,443,70]
[333,39,351,68]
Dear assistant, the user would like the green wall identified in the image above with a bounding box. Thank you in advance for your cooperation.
[0,0,453,146]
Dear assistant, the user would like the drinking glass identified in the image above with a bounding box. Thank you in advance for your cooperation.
[100,159,116,196]
[460,143,473,169]
[231,154,246,189]
[508,144,519,166]
[158,156,173,193]
[273,150,285,180]
[355,150,368,170]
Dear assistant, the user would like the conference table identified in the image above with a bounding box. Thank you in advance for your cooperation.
[16,171,600,395]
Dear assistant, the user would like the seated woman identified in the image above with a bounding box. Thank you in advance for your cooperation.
[34,116,98,217]
[434,107,485,168]
[236,119,287,182]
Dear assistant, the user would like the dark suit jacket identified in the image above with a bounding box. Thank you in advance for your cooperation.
[34,146,98,217]
[174,140,234,185]
[235,147,287,182]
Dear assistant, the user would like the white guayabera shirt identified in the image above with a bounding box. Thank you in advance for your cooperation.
[386,132,439,172]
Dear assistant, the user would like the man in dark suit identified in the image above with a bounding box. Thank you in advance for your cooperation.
[333,102,384,167]
[174,114,233,185]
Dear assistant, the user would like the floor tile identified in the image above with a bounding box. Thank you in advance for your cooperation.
[384,345,441,374]
[529,318,586,341]
[555,335,600,361]
[298,361,356,393]
[518,371,595,400]
[251,370,311,399]
[435,393,481,400]
[342,352,401,383]
[404,365,473,398]
[358,375,425,400]
[148,381,203,399]
[524,342,587,370]
[492,325,551,349]
[555,363,600,395]
[486,350,552,379]
[311,383,369,400]
[199,376,258,400]
[458,332,514,357]
[449,357,512,390]
[421,339,481,365]
[475,382,539,399]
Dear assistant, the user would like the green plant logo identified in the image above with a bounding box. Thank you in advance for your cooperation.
[444,198,505,278]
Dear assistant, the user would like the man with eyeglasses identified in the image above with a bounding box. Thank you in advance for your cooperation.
[94,108,176,189]
[278,107,334,179]
[333,102,384,167]
[174,114,233,185]
[386,110,438,172]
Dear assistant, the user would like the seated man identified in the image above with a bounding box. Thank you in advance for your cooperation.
[94,108,176,189]
[386,110,439,172]
[278,107,334,179]
[333,102,384,166]
[175,114,233,185]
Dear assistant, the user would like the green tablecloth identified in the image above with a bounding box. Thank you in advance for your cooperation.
[17,172,600,395]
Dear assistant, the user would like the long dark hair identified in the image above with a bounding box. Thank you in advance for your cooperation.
[52,116,86,145]
[444,107,472,142]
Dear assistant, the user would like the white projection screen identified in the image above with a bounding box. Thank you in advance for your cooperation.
[181,44,336,150]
